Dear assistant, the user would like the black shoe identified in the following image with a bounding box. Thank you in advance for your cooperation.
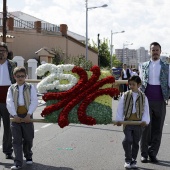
[141,156,148,163]
[149,156,159,163]
[6,153,13,159]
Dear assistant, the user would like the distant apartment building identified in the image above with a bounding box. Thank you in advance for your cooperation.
[136,47,149,63]
[115,47,149,68]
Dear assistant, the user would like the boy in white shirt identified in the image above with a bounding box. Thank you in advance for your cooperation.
[115,75,150,169]
[6,66,38,170]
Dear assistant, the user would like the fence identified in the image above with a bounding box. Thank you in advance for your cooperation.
[0,18,60,33]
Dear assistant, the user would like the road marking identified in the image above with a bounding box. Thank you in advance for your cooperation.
[34,129,39,132]
[0,145,2,149]
[41,124,52,128]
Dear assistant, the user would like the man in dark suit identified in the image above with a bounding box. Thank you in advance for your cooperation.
[0,42,16,159]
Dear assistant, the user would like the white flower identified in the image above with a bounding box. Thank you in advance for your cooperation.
[36,64,78,93]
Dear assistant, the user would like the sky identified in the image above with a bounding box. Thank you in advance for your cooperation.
[1,0,170,56]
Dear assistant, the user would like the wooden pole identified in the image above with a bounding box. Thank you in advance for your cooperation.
[25,79,41,83]
[10,118,144,125]
[10,118,47,123]
[112,120,144,125]
[2,0,7,43]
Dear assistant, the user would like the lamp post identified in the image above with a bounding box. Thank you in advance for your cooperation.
[85,0,108,62]
[3,0,7,43]
[122,42,133,64]
[97,33,100,66]
[110,30,125,68]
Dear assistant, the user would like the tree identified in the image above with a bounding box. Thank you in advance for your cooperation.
[91,38,111,68]
[51,47,69,65]
[91,39,122,68]
[112,55,122,67]
[71,55,92,71]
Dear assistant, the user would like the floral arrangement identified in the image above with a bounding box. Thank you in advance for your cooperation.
[36,64,119,128]
[36,64,77,93]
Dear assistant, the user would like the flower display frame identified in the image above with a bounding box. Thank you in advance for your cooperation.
[36,64,119,128]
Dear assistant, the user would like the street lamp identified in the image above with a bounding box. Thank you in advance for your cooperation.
[97,33,100,66]
[110,30,125,68]
[122,42,133,64]
[85,0,108,62]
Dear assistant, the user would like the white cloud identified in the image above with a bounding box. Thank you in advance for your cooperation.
[4,0,170,55]
[25,0,42,5]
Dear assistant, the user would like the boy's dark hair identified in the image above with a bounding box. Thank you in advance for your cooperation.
[0,42,8,52]
[128,75,141,84]
[150,42,161,51]
[13,66,27,75]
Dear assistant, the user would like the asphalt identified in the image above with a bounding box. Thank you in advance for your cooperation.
[0,98,169,170]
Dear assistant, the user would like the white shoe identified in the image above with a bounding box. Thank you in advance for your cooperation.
[11,165,22,170]
[124,162,131,169]
[26,158,33,164]
[141,156,148,163]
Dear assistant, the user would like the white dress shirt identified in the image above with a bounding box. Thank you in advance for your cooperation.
[139,59,170,87]
[6,84,38,116]
[116,91,150,124]
[122,69,127,78]
[131,71,138,76]
[18,85,25,106]
[0,60,11,85]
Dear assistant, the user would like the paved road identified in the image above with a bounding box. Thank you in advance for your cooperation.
[0,99,170,170]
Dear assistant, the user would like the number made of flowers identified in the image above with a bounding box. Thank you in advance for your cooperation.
[36,64,78,93]
[36,64,120,128]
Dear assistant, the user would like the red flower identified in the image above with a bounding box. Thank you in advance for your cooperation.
[41,65,120,128]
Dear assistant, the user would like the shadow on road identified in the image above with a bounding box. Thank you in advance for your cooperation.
[137,160,170,170]
[155,160,170,167]
[69,124,123,132]
[137,167,155,170]
[0,162,74,170]
[0,162,13,168]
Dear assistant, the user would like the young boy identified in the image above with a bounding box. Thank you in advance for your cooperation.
[115,75,150,169]
[6,66,38,170]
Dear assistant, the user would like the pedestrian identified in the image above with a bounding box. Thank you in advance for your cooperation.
[6,66,38,170]
[131,68,138,76]
[139,42,170,163]
[115,75,150,169]
[0,42,16,159]
[120,64,131,92]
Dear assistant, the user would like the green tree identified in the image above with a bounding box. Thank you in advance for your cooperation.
[112,55,122,67]
[98,39,110,68]
[51,47,69,65]
[91,38,122,68]
[71,55,92,71]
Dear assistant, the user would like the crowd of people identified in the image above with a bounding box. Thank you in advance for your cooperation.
[0,41,169,169]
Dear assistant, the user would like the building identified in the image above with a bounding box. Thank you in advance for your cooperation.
[115,47,149,68]
[136,47,149,64]
[115,48,137,68]
[0,11,98,65]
